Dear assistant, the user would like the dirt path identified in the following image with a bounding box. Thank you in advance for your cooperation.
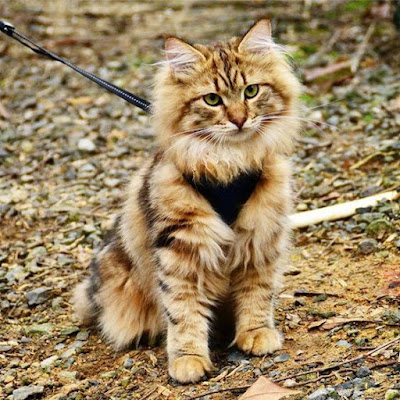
[1,1,399,399]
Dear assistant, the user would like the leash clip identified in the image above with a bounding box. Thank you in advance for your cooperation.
[0,20,15,36]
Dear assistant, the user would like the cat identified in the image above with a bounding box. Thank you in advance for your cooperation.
[73,19,301,384]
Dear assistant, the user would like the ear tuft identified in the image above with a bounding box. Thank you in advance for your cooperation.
[238,19,273,53]
[164,37,203,72]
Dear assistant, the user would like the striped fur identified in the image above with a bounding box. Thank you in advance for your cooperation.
[73,19,301,383]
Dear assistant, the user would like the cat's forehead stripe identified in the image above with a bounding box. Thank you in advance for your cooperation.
[209,47,246,92]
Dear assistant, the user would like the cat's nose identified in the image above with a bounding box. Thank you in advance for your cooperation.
[229,115,247,129]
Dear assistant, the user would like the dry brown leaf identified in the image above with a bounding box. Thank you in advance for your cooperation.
[240,376,299,400]
[308,317,385,331]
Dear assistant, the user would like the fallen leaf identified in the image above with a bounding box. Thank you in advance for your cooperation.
[240,376,299,400]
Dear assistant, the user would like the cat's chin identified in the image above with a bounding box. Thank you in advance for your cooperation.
[220,128,258,143]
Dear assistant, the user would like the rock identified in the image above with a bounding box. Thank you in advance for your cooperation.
[366,219,395,235]
[61,341,84,358]
[283,379,297,387]
[60,326,80,336]
[385,389,400,400]
[261,360,274,372]
[308,387,335,400]
[274,353,290,363]
[123,357,134,369]
[41,355,58,369]
[383,310,400,324]
[12,385,44,400]
[358,238,378,254]
[104,178,120,188]
[78,138,96,152]
[337,339,352,348]
[6,266,28,283]
[76,331,89,341]
[356,366,371,378]
[27,323,53,334]
[59,371,79,381]
[326,115,339,126]
[25,287,52,305]
[21,141,34,153]
[349,110,362,123]
[227,350,248,363]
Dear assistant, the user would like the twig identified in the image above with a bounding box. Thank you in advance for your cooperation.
[349,151,394,170]
[351,22,376,73]
[291,368,355,387]
[140,386,158,400]
[290,189,400,228]
[294,290,340,298]
[189,385,249,399]
[275,336,400,382]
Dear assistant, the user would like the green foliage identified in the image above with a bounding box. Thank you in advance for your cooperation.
[344,0,371,12]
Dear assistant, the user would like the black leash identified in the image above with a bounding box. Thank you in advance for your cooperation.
[0,20,152,113]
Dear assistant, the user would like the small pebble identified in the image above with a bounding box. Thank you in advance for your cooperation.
[123,357,134,369]
[283,379,297,387]
[261,360,274,372]
[76,331,89,341]
[12,385,44,400]
[27,323,53,334]
[25,287,52,306]
[59,371,79,381]
[40,355,58,369]
[308,387,335,400]
[78,138,96,152]
[358,238,378,254]
[337,339,352,348]
[227,350,247,363]
[274,353,290,363]
[356,366,371,378]
[385,389,400,400]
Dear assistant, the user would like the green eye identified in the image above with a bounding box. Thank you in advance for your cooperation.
[244,84,259,99]
[204,93,222,106]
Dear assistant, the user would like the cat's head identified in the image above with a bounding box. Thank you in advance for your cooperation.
[153,19,301,177]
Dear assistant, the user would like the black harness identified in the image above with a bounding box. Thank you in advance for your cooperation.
[184,170,262,225]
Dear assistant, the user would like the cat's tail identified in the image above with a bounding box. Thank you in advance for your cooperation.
[72,278,97,325]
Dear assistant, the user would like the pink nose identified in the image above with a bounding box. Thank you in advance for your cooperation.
[230,116,247,129]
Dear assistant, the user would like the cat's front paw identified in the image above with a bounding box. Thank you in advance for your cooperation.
[236,327,282,356]
[169,355,212,384]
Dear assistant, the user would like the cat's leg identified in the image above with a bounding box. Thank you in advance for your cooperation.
[155,224,230,383]
[231,158,292,355]
[232,264,282,355]
[159,269,214,383]
[73,234,163,349]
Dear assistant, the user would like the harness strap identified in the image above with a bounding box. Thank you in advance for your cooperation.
[184,170,262,226]
[0,20,152,113]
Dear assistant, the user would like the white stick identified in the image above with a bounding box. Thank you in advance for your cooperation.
[290,190,399,229]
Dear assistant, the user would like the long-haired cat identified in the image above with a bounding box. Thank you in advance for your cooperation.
[73,19,301,383]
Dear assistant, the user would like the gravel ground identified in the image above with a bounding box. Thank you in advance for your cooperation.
[1,1,399,399]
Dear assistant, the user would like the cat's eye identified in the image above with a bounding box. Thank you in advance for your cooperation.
[244,84,259,99]
[204,93,222,106]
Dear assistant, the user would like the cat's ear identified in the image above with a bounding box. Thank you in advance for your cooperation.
[238,19,273,53]
[164,37,204,73]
